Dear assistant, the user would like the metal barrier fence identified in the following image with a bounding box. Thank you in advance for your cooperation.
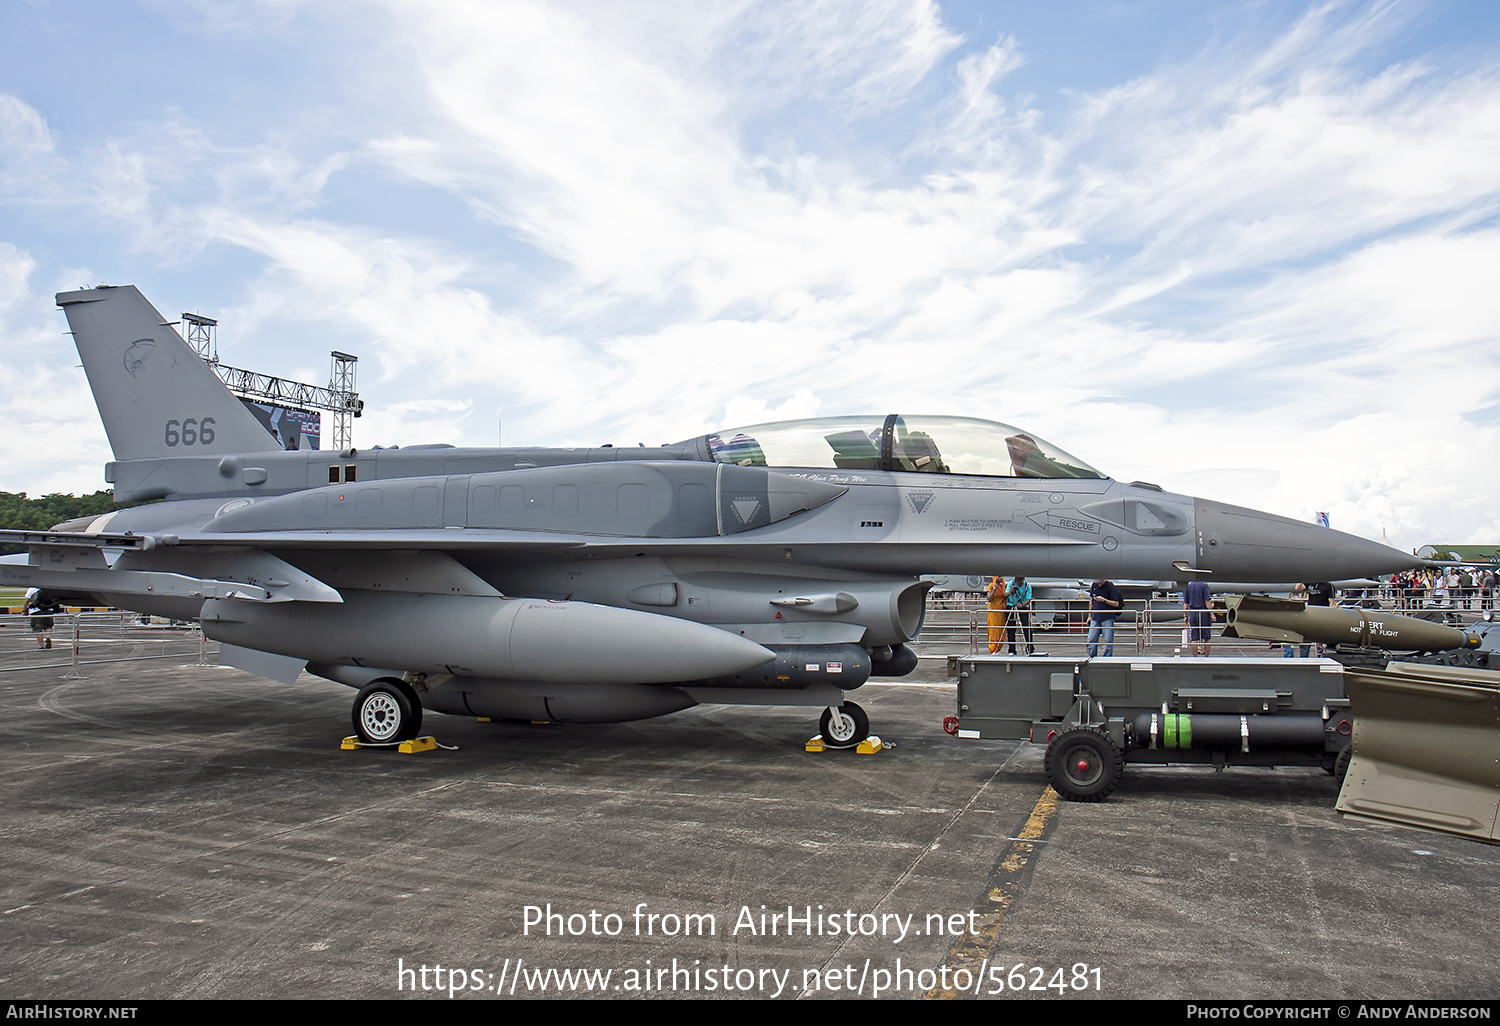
[920,592,1496,659]
[0,611,215,676]
[1380,586,1497,611]
[920,597,1175,657]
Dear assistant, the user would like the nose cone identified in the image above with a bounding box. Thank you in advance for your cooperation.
[1194,498,1420,582]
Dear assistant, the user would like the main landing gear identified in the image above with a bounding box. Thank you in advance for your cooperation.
[819,701,870,749]
[352,678,424,744]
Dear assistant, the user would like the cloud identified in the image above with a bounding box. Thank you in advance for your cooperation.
[0,245,114,493]
[2,1,1498,553]
[1058,8,1500,278]
[0,93,54,165]
[715,0,965,119]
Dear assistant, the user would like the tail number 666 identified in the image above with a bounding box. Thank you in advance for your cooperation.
[164,418,217,446]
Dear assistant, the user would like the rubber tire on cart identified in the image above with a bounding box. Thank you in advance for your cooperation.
[352,678,423,744]
[819,701,870,749]
[1333,745,1352,783]
[1044,727,1124,802]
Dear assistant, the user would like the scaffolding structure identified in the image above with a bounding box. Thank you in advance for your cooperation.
[328,352,360,452]
[182,312,218,361]
[183,313,363,451]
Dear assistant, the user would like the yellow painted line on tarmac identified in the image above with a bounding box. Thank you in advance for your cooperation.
[924,785,1061,1000]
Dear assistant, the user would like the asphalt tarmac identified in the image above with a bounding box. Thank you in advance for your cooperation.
[2,644,1497,1001]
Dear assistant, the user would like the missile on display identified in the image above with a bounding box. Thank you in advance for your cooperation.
[1222,594,1481,653]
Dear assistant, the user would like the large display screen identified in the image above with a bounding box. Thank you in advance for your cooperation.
[240,399,321,450]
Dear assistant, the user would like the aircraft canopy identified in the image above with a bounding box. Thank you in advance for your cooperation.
[702,415,1104,479]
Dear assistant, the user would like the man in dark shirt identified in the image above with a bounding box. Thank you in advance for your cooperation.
[1184,579,1213,656]
[1087,579,1123,657]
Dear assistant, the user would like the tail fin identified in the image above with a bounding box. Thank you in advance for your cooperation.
[57,285,281,461]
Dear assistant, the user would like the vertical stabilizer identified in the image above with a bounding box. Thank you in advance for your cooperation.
[57,285,281,461]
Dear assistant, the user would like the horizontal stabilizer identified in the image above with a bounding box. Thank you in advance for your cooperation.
[0,562,273,603]
[0,528,170,552]
[1,535,343,606]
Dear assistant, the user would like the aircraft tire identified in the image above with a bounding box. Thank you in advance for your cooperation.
[819,701,869,749]
[353,678,423,745]
[1045,727,1123,802]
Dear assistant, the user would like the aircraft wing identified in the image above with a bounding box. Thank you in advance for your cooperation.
[0,527,589,551]
[0,527,587,605]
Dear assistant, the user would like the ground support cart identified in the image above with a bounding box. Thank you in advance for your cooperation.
[947,655,1353,801]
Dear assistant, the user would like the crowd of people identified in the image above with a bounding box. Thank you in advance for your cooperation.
[963,565,1497,661]
[1385,568,1497,610]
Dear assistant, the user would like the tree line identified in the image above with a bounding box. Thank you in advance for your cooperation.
[0,492,125,553]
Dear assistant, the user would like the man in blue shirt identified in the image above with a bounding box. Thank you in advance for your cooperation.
[1087,579,1123,657]
[1006,575,1034,655]
[1184,579,1213,656]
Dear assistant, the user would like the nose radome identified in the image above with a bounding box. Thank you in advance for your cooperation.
[1193,498,1420,582]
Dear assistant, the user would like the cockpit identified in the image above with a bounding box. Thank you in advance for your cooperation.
[696,415,1105,480]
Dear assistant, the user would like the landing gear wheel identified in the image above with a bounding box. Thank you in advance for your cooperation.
[1334,745,1352,783]
[819,701,869,749]
[352,679,423,744]
[1044,727,1123,802]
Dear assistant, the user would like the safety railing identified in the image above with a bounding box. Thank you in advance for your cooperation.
[921,596,1169,657]
[922,590,1497,659]
[0,610,215,676]
[1379,585,1498,611]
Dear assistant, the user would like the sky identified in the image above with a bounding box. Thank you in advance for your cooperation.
[1,0,1497,552]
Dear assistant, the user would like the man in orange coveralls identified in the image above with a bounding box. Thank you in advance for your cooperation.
[987,575,1008,654]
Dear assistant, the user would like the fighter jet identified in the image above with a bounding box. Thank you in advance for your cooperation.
[0,285,1421,749]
